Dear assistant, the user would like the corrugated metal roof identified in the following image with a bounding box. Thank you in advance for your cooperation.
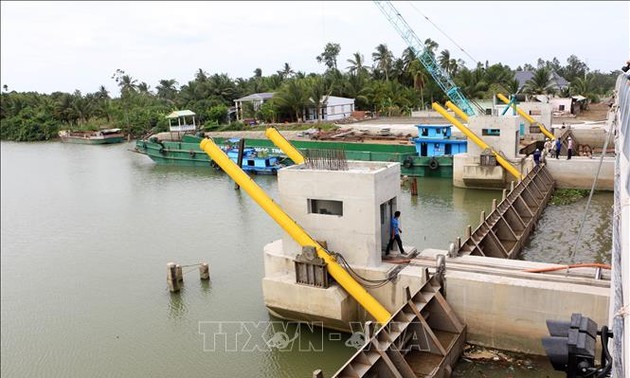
[166,110,196,118]
[235,92,275,102]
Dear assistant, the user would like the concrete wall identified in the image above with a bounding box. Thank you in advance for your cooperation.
[468,116,521,159]
[545,157,615,190]
[549,98,572,114]
[497,102,552,133]
[415,251,610,355]
[262,239,427,330]
[565,125,615,149]
[452,154,526,189]
[277,161,400,267]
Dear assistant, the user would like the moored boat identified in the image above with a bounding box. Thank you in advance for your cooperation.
[135,135,288,174]
[59,128,124,145]
[134,130,457,178]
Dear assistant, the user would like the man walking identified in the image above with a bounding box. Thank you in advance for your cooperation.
[567,137,574,160]
[385,211,406,256]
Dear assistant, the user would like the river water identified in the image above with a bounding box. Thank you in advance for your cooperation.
[0,141,612,377]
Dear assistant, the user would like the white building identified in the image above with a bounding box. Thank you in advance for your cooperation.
[234,92,274,122]
[306,96,355,122]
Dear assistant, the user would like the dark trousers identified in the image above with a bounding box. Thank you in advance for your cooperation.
[567,148,573,160]
[386,234,404,254]
[556,148,561,159]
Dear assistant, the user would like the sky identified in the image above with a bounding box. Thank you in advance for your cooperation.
[1,1,629,96]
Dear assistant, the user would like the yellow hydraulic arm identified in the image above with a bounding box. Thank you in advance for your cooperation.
[432,102,524,180]
[199,138,392,324]
[264,127,305,164]
[496,93,555,140]
[445,101,469,123]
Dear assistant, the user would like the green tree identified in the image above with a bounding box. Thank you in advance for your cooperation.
[346,52,370,77]
[207,104,229,124]
[372,43,393,81]
[316,42,341,71]
[277,63,295,80]
[307,76,333,123]
[524,67,555,95]
[273,79,309,122]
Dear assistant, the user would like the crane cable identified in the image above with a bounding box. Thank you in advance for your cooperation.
[407,2,478,66]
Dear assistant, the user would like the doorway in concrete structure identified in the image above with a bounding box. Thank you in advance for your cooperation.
[380,198,396,252]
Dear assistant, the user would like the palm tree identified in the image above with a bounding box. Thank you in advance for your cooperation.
[137,82,151,95]
[438,50,451,72]
[506,78,520,95]
[372,43,393,81]
[118,75,138,97]
[423,38,439,56]
[208,73,237,104]
[346,52,369,77]
[457,68,487,99]
[156,79,179,102]
[316,42,341,71]
[524,68,555,95]
[408,60,428,107]
[195,68,209,82]
[277,63,295,80]
[96,85,109,100]
[571,75,596,104]
[273,79,309,122]
[307,76,333,123]
[401,47,417,73]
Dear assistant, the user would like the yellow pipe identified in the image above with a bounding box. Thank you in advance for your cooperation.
[265,127,305,164]
[496,93,555,140]
[445,101,469,123]
[432,103,523,180]
[199,138,392,324]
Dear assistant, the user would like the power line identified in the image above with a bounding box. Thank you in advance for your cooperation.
[406,2,478,66]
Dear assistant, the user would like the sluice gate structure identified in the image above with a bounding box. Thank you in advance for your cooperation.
[455,164,555,258]
[333,270,466,378]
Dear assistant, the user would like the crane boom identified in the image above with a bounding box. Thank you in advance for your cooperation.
[374,1,477,116]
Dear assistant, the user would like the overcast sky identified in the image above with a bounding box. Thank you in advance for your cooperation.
[2,1,629,96]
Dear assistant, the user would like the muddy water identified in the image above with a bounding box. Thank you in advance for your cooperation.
[1,141,610,377]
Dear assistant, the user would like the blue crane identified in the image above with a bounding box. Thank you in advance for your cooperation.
[373,1,479,116]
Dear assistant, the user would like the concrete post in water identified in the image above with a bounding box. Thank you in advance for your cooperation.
[480,210,485,225]
[234,139,246,190]
[448,242,457,258]
[457,237,461,250]
[502,189,507,201]
[176,264,183,283]
[510,181,515,193]
[199,262,210,280]
[492,199,497,212]
[312,369,324,378]
[166,262,180,292]
[466,225,472,239]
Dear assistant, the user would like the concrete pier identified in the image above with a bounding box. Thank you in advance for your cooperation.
[413,250,609,355]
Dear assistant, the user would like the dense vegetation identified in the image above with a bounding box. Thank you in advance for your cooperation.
[550,189,591,205]
[0,40,621,141]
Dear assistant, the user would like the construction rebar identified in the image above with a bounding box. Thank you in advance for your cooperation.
[303,148,348,171]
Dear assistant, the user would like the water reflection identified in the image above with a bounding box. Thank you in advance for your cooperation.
[168,291,189,320]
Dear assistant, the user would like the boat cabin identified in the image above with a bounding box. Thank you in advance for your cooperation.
[413,124,467,157]
[166,110,197,132]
